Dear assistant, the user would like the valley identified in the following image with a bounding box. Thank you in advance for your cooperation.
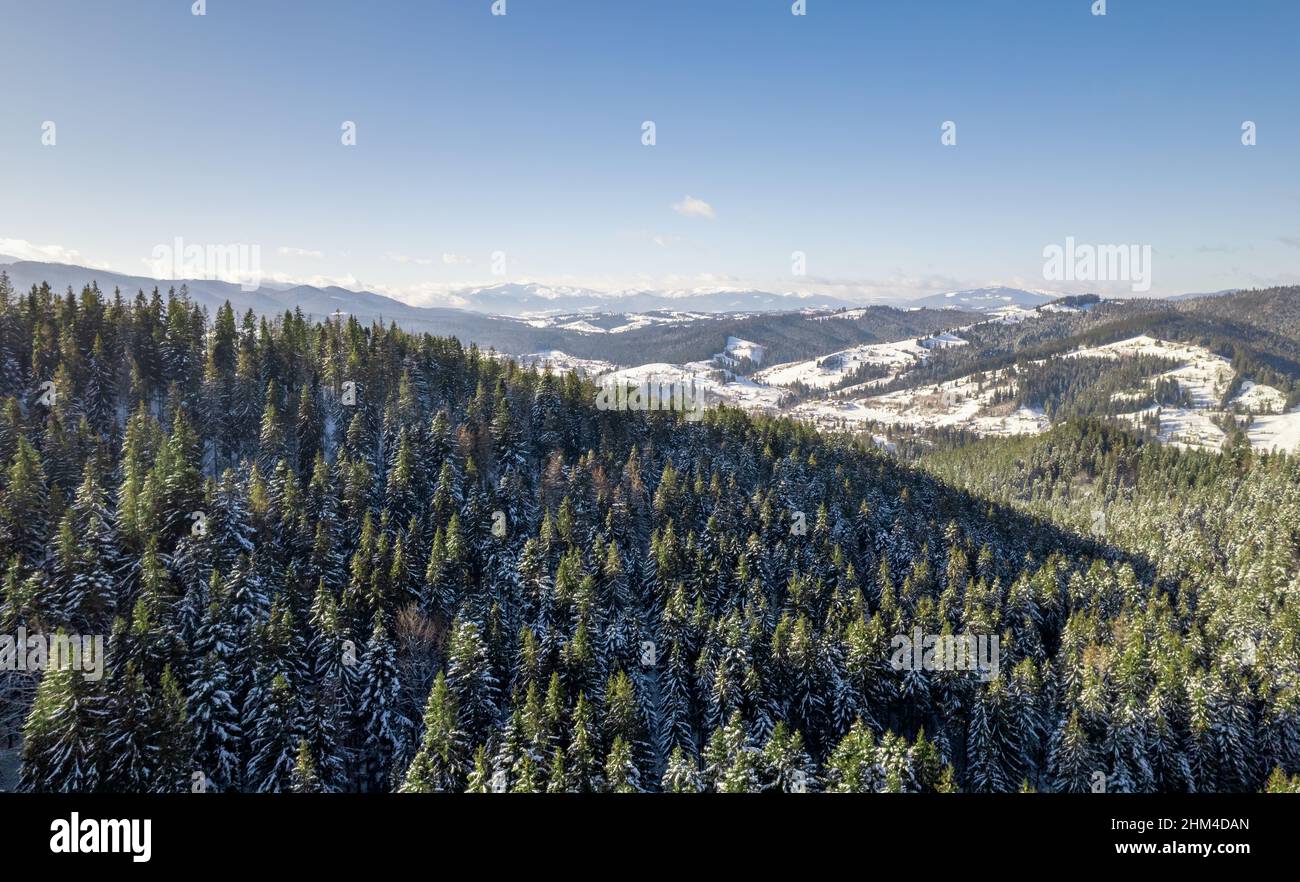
[509,287,1300,456]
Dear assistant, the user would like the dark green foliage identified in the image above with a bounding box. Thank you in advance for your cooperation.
[1,279,1295,794]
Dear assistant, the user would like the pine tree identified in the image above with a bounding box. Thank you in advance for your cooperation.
[446,618,498,749]
[566,691,601,792]
[661,745,702,793]
[603,736,640,793]
[292,739,323,793]
[152,665,192,793]
[187,651,243,792]
[357,616,407,791]
[247,674,300,792]
[400,672,463,793]
[19,644,108,793]
[761,722,816,792]
[824,719,880,793]
[1049,710,1095,794]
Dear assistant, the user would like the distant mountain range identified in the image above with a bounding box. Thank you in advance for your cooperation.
[908,286,1060,312]
[0,259,558,352]
[0,256,994,373]
[0,255,1230,336]
[1166,289,1241,302]
[0,258,1096,321]
[441,283,863,316]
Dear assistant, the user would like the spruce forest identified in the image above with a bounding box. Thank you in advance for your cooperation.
[2,275,1297,795]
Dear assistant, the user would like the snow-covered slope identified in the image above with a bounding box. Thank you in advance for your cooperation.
[909,286,1058,313]
[598,362,789,412]
[1065,336,1296,451]
[511,351,619,378]
[755,332,965,392]
[779,334,1300,452]
[722,336,765,366]
[509,329,1300,455]
[791,368,1049,437]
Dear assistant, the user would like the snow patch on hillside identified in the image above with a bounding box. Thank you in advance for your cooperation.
[512,351,619,378]
[1233,380,1287,414]
[1067,336,1234,407]
[1248,407,1300,452]
[755,328,969,393]
[1066,335,1293,451]
[791,368,1050,437]
[788,334,1299,452]
[511,331,1300,455]
[721,336,765,366]
[558,320,608,334]
[601,362,789,412]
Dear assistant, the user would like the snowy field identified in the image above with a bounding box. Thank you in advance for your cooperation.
[598,362,790,412]
[791,367,1050,437]
[510,331,1300,454]
[510,351,619,378]
[784,335,1300,452]
[566,336,789,413]
[516,311,720,334]
[755,329,966,392]
[1066,335,1298,452]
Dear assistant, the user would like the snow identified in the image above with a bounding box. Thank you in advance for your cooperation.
[1247,407,1300,452]
[923,332,969,349]
[558,320,607,334]
[755,339,932,391]
[506,329,1300,454]
[988,306,1036,324]
[755,329,970,393]
[606,311,717,334]
[510,351,619,378]
[790,368,1051,437]
[1067,335,1233,407]
[1066,335,1295,452]
[600,362,789,412]
[1233,380,1287,414]
[723,336,765,365]
[516,310,717,334]
[608,317,654,333]
[784,334,1300,452]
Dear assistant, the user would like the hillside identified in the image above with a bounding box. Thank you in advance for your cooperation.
[1,280,1295,795]
[0,261,977,374]
[789,288,1300,453]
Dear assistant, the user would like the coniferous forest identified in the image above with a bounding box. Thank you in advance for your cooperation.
[2,275,1297,795]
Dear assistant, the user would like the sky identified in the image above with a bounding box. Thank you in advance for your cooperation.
[1,0,1297,306]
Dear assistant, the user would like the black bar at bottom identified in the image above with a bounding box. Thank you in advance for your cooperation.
[1,793,1277,867]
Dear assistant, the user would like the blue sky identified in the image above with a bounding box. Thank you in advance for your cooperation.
[1,0,1297,304]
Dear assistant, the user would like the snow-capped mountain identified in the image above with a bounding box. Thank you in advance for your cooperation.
[443,283,861,316]
[908,286,1061,312]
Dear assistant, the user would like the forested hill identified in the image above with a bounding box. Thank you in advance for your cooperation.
[876,286,1300,405]
[0,279,1296,793]
[0,261,978,372]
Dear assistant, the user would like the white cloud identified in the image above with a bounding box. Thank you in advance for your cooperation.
[277,245,325,258]
[672,195,715,220]
[260,271,365,290]
[441,253,472,265]
[0,237,112,269]
[383,252,434,266]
